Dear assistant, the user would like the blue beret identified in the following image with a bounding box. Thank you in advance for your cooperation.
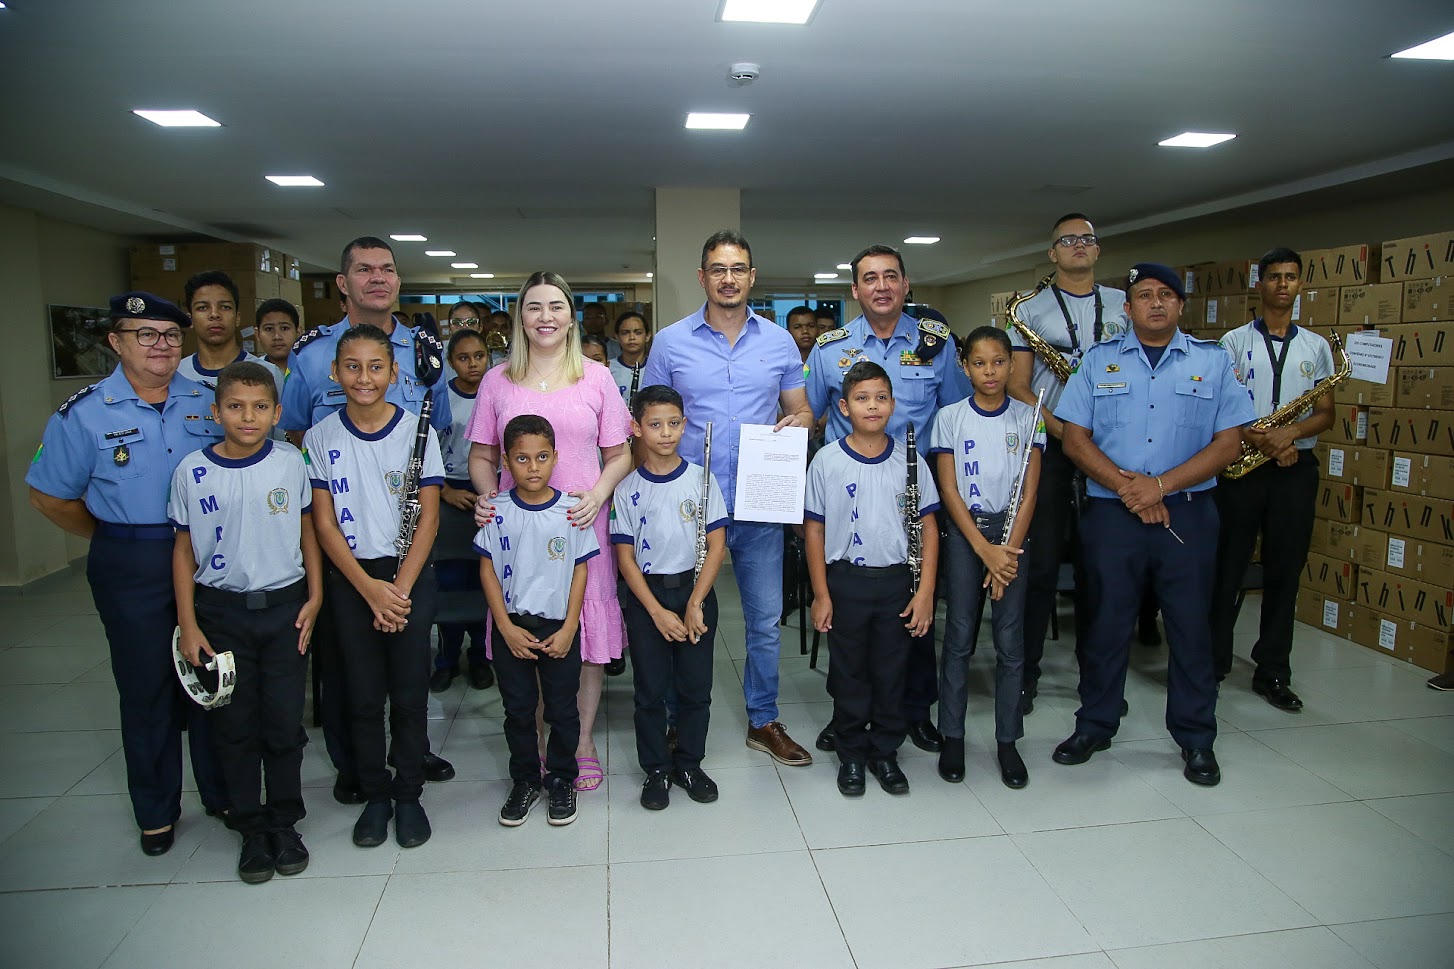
[109,291,192,328]
[1125,264,1186,301]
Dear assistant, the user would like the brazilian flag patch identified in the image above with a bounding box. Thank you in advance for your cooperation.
[31,444,42,464]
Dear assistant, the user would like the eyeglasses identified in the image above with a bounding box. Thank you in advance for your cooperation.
[705,265,751,280]
[115,326,185,347]
[1054,233,1099,249]
[451,318,481,326]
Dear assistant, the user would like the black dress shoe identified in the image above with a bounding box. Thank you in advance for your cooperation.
[869,758,910,795]
[1182,747,1221,786]
[907,720,944,753]
[393,799,432,847]
[1052,732,1111,765]
[671,767,719,803]
[352,801,393,847]
[271,829,309,876]
[640,770,672,810]
[937,737,965,783]
[333,776,366,805]
[1253,679,1303,712]
[997,742,1028,789]
[815,724,836,752]
[140,827,174,856]
[1020,690,1035,716]
[423,751,456,782]
[238,832,275,883]
[837,761,866,797]
[429,666,458,693]
[468,662,495,690]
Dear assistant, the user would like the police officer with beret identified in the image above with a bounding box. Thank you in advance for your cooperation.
[27,292,231,855]
[1051,264,1253,786]
[805,244,971,754]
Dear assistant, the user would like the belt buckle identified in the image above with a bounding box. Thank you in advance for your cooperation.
[245,591,268,610]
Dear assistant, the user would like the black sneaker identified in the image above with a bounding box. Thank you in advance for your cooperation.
[238,832,275,884]
[422,751,456,782]
[271,828,309,876]
[468,662,495,690]
[640,770,671,810]
[394,799,432,848]
[499,782,540,827]
[332,775,365,805]
[429,666,458,693]
[547,776,578,826]
[352,801,393,847]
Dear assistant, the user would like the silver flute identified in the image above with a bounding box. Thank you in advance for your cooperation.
[694,421,713,581]
[905,422,923,595]
[1000,388,1045,544]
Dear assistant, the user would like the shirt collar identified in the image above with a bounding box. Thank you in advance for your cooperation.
[851,313,917,346]
[839,436,896,465]
[100,365,208,405]
[689,303,766,335]
[1119,326,1189,357]
[1253,317,1298,341]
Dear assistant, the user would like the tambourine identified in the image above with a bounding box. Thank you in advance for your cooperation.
[172,627,237,709]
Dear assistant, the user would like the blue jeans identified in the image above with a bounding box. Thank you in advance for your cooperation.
[727,519,785,729]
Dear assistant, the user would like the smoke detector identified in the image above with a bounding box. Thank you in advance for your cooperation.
[728,62,761,84]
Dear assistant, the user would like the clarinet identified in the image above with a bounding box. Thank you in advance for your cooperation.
[628,359,642,406]
[694,422,713,581]
[394,313,445,579]
[905,422,923,596]
[1000,389,1046,544]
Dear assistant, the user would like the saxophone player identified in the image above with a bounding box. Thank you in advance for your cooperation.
[1210,249,1335,711]
[1052,264,1252,786]
[1005,214,1133,715]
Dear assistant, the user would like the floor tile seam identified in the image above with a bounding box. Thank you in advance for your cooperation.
[1359,797,1454,860]
[347,873,393,969]
[797,843,863,969]
[1182,812,1336,926]
[1325,910,1454,931]
[1100,924,1378,967]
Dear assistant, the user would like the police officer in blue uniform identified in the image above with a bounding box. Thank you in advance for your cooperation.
[804,244,971,754]
[1051,264,1253,786]
[277,236,455,800]
[27,292,231,855]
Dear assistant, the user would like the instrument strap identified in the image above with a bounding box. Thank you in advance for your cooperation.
[1050,284,1104,361]
[1255,318,1294,409]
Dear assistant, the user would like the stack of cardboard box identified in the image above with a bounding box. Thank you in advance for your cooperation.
[129,242,306,350]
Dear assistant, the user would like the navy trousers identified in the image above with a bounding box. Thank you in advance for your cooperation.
[1076,495,1220,750]
[88,532,229,830]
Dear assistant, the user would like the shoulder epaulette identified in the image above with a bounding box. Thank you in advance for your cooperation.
[57,382,100,417]
[290,324,330,355]
[1186,333,1222,345]
[917,319,950,341]
[912,318,952,362]
[816,327,849,348]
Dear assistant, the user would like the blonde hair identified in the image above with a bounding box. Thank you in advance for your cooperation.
[506,271,584,386]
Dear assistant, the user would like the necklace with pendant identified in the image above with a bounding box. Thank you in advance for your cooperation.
[529,358,565,391]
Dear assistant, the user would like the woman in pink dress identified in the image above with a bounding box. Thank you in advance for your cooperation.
[466,272,632,792]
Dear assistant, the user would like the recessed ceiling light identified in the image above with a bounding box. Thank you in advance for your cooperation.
[718,0,821,24]
[903,236,940,245]
[645,272,654,279]
[1392,30,1454,60]
[685,112,751,130]
[469,273,496,279]
[390,234,427,242]
[425,250,456,257]
[836,263,851,270]
[133,109,221,127]
[451,263,478,269]
[265,175,324,187]
[814,272,839,279]
[1158,131,1236,148]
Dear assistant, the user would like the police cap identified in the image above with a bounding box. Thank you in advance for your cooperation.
[1124,264,1186,301]
[108,292,192,328]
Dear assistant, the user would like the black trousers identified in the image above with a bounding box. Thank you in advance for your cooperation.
[327,559,435,803]
[624,572,717,772]
[826,563,912,764]
[88,530,229,830]
[1210,450,1320,683]
[194,582,309,836]
[1077,496,1220,750]
[1022,437,1089,684]
[313,603,355,781]
[491,614,581,786]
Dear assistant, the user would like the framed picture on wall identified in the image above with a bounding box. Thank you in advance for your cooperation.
[48,304,117,378]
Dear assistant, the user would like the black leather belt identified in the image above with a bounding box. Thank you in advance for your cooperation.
[194,578,308,611]
[645,569,695,590]
[94,521,173,541]
[829,561,909,576]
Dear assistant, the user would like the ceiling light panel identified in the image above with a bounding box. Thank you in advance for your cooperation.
[1158,132,1236,148]
[903,236,940,245]
[685,112,750,130]
[451,262,478,269]
[469,273,496,279]
[390,234,427,242]
[425,250,456,257]
[265,175,324,186]
[1392,30,1454,60]
[133,109,220,127]
[814,272,839,279]
[719,0,822,25]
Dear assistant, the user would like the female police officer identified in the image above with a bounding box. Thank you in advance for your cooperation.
[28,292,231,855]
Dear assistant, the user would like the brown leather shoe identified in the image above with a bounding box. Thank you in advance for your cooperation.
[746,722,812,766]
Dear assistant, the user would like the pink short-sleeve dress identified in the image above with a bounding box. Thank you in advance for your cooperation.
[466,359,632,663]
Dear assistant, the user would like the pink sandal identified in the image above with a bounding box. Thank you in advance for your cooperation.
[574,757,604,791]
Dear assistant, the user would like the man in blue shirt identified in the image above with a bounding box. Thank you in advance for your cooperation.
[1052,263,1253,787]
[27,292,230,857]
[641,229,816,768]
[803,245,971,753]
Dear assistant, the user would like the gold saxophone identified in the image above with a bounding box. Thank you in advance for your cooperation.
[1222,331,1352,480]
[1005,272,1074,384]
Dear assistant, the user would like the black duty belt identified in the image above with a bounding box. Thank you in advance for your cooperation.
[194,578,308,611]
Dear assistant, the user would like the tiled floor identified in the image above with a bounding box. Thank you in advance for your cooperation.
[1,567,1452,968]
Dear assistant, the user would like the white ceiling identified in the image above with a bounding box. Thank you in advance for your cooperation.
[1,0,1452,290]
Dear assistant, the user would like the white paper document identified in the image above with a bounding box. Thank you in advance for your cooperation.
[1346,330,1393,384]
[732,423,809,524]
